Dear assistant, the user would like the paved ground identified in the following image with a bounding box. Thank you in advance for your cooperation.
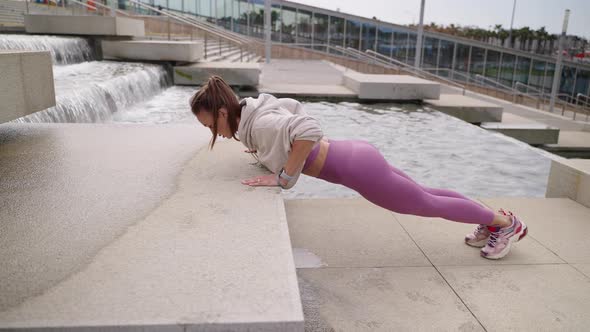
[286,197,590,332]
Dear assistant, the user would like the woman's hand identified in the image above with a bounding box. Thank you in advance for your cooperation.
[241,174,278,187]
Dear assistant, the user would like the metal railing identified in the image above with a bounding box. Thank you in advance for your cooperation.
[361,49,466,95]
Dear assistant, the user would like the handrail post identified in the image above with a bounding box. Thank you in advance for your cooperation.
[204,33,208,59]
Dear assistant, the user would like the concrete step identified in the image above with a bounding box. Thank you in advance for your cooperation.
[481,113,559,145]
[0,124,303,331]
[102,40,204,62]
[174,61,260,86]
[344,72,440,101]
[425,93,503,123]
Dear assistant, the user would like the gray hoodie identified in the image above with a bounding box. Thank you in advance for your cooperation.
[238,93,324,189]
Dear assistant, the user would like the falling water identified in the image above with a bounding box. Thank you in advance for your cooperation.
[0,34,94,64]
[13,61,171,123]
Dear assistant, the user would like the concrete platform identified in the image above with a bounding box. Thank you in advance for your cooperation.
[343,72,440,101]
[0,50,55,123]
[286,197,590,331]
[102,40,203,62]
[0,123,303,331]
[540,131,590,158]
[481,113,560,145]
[425,93,503,123]
[24,14,145,37]
[174,61,260,87]
[546,158,590,208]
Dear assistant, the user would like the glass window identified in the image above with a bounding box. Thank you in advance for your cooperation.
[313,13,328,48]
[362,22,376,52]
[346,20,361,50]
[186,0,196,14]
[514,56,531,85]
[270,4,280,42]
[574,70,590,99]
[406,33,417,65]
[280,6,296,43]
[392,31,408,62]
[559,66,576,97]
[422,37,438,69]
[250,2,264,38]
[329,16,345,49]
[215,0,224,19]
[499,53,516,87]
[377,26,393,57]
[529,60,545,89]
[297,9,312,44]
[234,0,249,35]
[437,40,454,76]
[168,0,182,12]
[231,0,240,32]
[485,50,500,79]
[454,43,470,73]
[199,0,211,17]
[469,47,485,77]
[544,63,555,92]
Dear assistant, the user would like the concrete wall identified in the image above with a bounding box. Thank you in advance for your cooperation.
[0,51,55,123]
[24,15,144,36]
[174,62,260,86]
[343,72,440,100]
[546,159,590,208]
[102,40,203,62]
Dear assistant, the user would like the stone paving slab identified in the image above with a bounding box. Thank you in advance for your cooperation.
[394,211,564,266]
[572,264,590,278]
[0,124,303,331]
[438,264,590,331]
[480,197,590,264]
[286,198,430,268]
[287,197,590,331]
[555,131,590,148]
[298,267,484,332]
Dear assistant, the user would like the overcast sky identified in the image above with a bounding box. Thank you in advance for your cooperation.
[292,0,589,39]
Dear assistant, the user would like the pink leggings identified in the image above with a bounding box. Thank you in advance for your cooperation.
[304,139,495,225]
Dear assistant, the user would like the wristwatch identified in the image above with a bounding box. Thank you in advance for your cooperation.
[277,168,293,188]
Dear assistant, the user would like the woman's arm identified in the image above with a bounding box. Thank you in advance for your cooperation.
[241,139,315,187]
[279,140,315,186]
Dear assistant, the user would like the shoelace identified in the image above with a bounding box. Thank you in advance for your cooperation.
[487,209,516,248]
[474,224,488,235]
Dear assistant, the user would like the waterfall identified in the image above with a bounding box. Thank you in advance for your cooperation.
[0,34,94,65]
[13,61,171,123]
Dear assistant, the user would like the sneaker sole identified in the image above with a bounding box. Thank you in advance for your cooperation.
[465,238,488,248]
[481,224,528,260]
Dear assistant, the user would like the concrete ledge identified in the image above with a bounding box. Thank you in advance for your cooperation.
[481,113,559,145]
[0,124,303,331]
[425,94,503,123]
[343,73,440,100]
[0,50,55,123]
[24,14,145,36]
[102,40,203,62]
[174,62,260,87]
[546,159,590,208]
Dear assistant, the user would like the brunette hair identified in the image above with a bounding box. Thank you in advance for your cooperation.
[189,75,242,148]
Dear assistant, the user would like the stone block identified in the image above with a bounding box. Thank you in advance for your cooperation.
[546,159,590,208]
[342,72,440,100]
[24,14,145,36]
[102,40,203,62]
[0,50,55,123]
[426,94,503,123]
[174,61,260,86]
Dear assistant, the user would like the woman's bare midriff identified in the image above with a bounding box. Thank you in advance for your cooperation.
[302,138,330,178]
